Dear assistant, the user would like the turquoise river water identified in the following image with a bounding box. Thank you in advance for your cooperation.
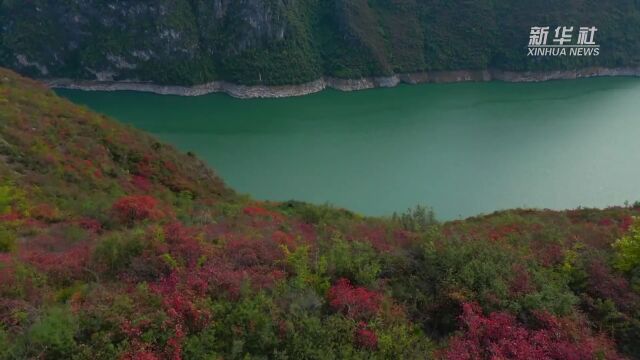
[57,77,640,220]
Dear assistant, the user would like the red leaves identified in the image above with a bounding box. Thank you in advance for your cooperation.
[150,270,213,360]
[586,259,639,311]
[243,206,271,217]
[200,262,285,299]
[30,203,61,222]
[444,303,622,360]
[112,195,160,224]
[0,212,21,223]
[21,244,90,283]
[134,155,154,179]
[508,264,534,296]
[272,230,296,250]
[0,255,16,295]
[599,218,615,227]
[327,278,381,320]
[620,215,634,232]
[488,224,521,241]
[151,271,212,332]
[131,175,152,192]
[164,222,206,268]
[243,206,284,222]
[597,215,635,232]
[355,322,378,350]
[76,217,102,233]
[120,350,161,360]
[349,224,391,252]
[225,236,284,267]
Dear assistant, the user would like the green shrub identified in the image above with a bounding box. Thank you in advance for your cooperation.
[92,230,146,276]
[325,237,381,286]
[0,326,8,359]
[521,269,577,316]
[376,323,434,359]
[208,294,279,357]
[0,226,16,252]
[0,182,27,215]
[1,263,46,300]
[428,239,512,310]
[281,314,363,360]
[183,328,221,360]
[283,245,329,293]
[392,205,437,232]
[613,219,640,273]
[23,307,78,359]
[280,201,356,225]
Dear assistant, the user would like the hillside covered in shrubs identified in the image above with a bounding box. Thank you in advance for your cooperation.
[0,68,639,359]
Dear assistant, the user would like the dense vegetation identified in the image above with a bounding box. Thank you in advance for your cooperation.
[1,0,640,86]
[0,67,639,359]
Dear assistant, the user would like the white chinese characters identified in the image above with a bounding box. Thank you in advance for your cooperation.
[529,27,550,46]
[577,26,598,45]
[528,26,599,57]
[553,26,573,45]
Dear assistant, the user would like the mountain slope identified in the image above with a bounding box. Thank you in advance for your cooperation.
[0,68,639,359]
[1,0,640,86]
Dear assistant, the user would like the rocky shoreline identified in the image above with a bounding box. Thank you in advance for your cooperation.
[45,67,640,99]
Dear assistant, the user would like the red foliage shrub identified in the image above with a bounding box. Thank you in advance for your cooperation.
[443,303,622,360]
[20,244,91,283]
[272,230,296,250]
[131,175,152,192]
[508,264,534,296]
[134,155,155,178]
[225,236,284,267]
[164,222,206,267]
[489,224,522,241]
[349,224,391,252]
[0,298,31,328]
[586,259,639,311]
[531,243,565,267]
[620,215,634,232]
[112,195,160,224]
[0,256,43,304]
[295,222,317,243]
[203,264,245,298]
[392,229,419,248]
[151,271,212,332]
[0,212,21,222]
[598,218,614,227]
[150,270,213,360]
[120,350,161,360]
[327,278,382,320]
[163,160,178,173]
[0,255,16,294]
[243,206,270,217]
[76,217,102,233]
[198,262,285,299]
[243,206,284,222]
[355,322,378,350]
[30,203,60,222]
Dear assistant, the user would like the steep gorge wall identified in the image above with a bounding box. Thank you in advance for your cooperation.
[1,0,639,87]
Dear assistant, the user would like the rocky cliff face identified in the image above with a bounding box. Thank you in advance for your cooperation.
[1,0,639,86]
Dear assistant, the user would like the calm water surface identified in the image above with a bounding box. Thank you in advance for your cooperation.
[57,77,640,220]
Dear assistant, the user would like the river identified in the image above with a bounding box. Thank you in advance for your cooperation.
[57,77,640,220]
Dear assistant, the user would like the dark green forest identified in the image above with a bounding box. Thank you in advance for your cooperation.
[1,0,639,85]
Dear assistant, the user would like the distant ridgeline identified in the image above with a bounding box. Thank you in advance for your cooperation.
[1,0,639,86]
